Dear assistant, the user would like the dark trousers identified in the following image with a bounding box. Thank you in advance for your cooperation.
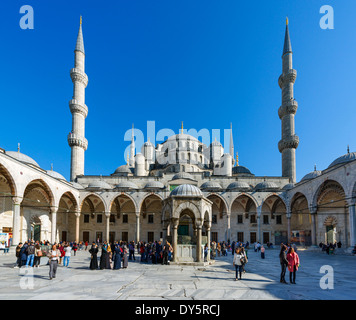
[129,250,135,260]
[34,256,41,267]
[235,265,243,279]
[280,263,287,282]
[289,266,296,283]
[49,260,58,279]
[162,252,168,265]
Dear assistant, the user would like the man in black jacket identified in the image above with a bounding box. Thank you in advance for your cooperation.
[279,244,289,284]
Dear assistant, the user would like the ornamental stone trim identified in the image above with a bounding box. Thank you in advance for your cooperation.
[70,68,88,87]
[69,99,88,118]
[278,135,299,153]
[278,100,298,119]
[67,133,88,150]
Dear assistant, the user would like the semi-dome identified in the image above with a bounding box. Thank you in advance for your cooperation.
[170,184,203,197]
[87,180,112,189]
[301,170,322,182]
[232,165,253,175]
[227,181,251,190]
[328,152,356,169]
[255,181,279,191]
[6,151,40,168]
[47,170,66,181]
[200,181,222,190]
[144,181,165,189]
[115,181,139,190]
[172,172,196,181]
[113,165,131,175]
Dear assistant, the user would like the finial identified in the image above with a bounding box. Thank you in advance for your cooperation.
[314,164,317,171]
[347,145,350,154]
[181,121,184,134]
[286,17,289,25]
[80,16,82,25]
[235,152,239,167]
[51,163,53,171]
[127,153,129,165]
[17,143,20,153]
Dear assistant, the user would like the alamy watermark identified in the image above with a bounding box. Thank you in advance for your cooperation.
[320,265,334,290]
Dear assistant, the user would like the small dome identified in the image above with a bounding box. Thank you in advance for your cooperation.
[87,180,112,189]
[70,182,84,190]
[170,184,203,197]
[301,170,322,182]
[255,181,279,191]
[6,151,40,168]
[47,170,66,181]
[227,181,251,190]
[172,172,196,181]
[232,166,253,175]
[200,181,222,190]
[144,181,165,189]
[282,183,294,191]
[115,181,139,190]
[328,152,356,169]
[113,165,131,175]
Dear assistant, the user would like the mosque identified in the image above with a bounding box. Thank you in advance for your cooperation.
[0,18,355,262]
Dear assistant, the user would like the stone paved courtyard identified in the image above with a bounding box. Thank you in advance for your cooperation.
[0,248,355,300]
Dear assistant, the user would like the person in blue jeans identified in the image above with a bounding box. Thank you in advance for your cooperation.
[26,242,35,267]
[63,243,72,267]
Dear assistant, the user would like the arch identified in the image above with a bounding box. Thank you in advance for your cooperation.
[138,193,164,212]
[108,192,138,213]
[290,192,310,215]
[229,193,258,212]
[80,192,107,213]
[58,191,78,212]
[0,163,17,196]
[262,194,287,215]
[206,193,228,214]
[22,179,55,207]
[80,193,106,215]
[174,201,200,220]
[312,180,347,210]
[109,193,138,215]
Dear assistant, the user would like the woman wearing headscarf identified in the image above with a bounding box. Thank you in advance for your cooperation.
[100,241,108,270]
[89,243,99,270]
[122,242,128,269]
[113,243,123,270]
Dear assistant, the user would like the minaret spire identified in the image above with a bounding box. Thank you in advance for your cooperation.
[68,17,89,181]
[129,124,135,167]
[278,18,299,183]
[229,122,234,158]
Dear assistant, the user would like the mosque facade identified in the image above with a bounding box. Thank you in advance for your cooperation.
[0,19,355,259]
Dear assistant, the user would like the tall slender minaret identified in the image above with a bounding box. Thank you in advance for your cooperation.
[278,18,299,183]
[129,124,135,167]
[68,17,89,181]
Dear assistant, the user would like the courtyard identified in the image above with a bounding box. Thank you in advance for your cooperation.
[0,247,355,300]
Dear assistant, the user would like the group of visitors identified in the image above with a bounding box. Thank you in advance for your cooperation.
[319,241,341,255]
[279,243,300,284]
[138,241,173,265]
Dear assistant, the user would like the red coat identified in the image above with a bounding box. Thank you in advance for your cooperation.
[287,252,300,272]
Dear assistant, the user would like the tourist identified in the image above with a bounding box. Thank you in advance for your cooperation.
[15,242,22,268]
[129,241,136,261]
[85,241,89,250]
[217,242,221,257]
[261,245,265,259]
[162,241,170,265]
[34,242,42,268]
[63,243,72,267]
[49,245,60,280]
[122,243,128,268]
[72,242,78,256]
[233,248,244,281]
[58,243,64,265]
[287,247,300,284]
[113,243,122,269]
[26,241,35,267]
[140,241,145,262]
[204,244,208,262]
[89,243,99,270]
[279,244,288,284]
[240,247,248,273]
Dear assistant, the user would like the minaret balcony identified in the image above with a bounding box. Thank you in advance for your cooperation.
[68,133,88,150]
[278,99,298,119]
[69,99,88,118]
[278,69,297,88]
[70,68,88,87]
[278,135,299,153]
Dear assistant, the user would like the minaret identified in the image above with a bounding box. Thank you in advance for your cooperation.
[278,18,299,183]
[229,123,234,165]
[68,17,89,181]
[129,124,135,167]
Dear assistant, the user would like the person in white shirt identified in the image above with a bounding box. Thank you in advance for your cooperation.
[63,243,72,267]
[49,245,60,280]
[233,248,245,281]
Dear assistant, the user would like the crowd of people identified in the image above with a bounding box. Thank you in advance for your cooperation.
[319,241,342,255]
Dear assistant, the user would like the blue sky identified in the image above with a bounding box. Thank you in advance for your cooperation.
[0,0,355,182]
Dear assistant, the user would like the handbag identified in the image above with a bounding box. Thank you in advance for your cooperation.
[37,250,42,257]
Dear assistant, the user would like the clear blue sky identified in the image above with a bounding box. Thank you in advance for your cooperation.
[0,0,355,182]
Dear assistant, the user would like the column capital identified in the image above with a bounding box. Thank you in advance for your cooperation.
[309,205,317,215]
[50,206,58,214]
[105,212,111,218]
[12,197,22,205]
[74,211,81,218]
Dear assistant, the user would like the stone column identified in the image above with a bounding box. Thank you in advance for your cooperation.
[196,223,203,263]
[12,197,22,246]
[257,206,262,242]
[226,212,231,242]
[105,213,110,242]
[50,207,58,244]
[286,210,291,244]
[310,207,318,247]
[171,218,179,263]
[349,204,356,248]
[206,224,211,262]
[75,212,80,243]
[136,212,140,243]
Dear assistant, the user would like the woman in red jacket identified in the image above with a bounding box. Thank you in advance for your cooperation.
[287,247,300,284]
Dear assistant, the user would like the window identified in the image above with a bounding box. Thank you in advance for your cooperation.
[122,232,128,242]
[250,215,256,223]
[110,214,115,223]
[84,215,90,223]
[263,232,270,244]
[123,215,128,223]
[263,215,269,225]
[148,214,154,224]
[276,215,282,225]
[148,232,154,243]
[212,215,217,224]
[237,232,244,242]
[97,214,102,223]
[237,215,243,224]
[250,232,257,243]
[212,232,218,242]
